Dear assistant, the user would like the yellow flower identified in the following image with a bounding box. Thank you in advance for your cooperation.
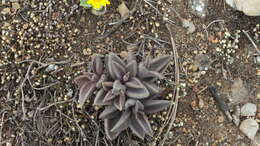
[87,0,110,10]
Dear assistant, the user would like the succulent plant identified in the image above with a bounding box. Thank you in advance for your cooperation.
[75,51,172,140]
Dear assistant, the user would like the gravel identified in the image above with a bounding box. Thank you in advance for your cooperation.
[240,103,257,117]
[239,118,259,140]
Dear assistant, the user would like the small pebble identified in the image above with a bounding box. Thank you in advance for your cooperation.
[240,103,257,117]
[239,118,259,140]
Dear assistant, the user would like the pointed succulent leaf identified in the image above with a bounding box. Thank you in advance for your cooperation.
[129,115,145,139]
[142,81,161,95]
[136,112,153,137]
[103,90,116,102]
[125,99,136,109]
[113,94,126,111]
[107,53,126,79]
[92,55,103,75]
[74,73,92,87]
[143,100,171,114]
[126,87,149,99]
[109,53,125,66]
[99,106,119,119]
[133,100,144,114]
[78,82,96,107]
[94,89,113,105]
[112,80,126,96]
[102,81,113,91]
[93,89,105,105]
[95,74,107,88]
[125,77,146,89]
[111,60,126,80]
[138,63,164,80]
[126,60,137,77]
[105,118,121,140]
[143,55,151,67]
[111,110,131,132]
[149,55,171,73]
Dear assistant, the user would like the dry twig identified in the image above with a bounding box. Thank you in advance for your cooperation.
[158,23,180,145]
[242,30,260,55]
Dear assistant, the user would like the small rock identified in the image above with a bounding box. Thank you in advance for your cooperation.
[120,51,128,59]
[225,0,260,16]
[45,64,58,72]
[254,132,260,145]
[198,98,204,109]
[117,2,129,18]
[1,8,11,15]
[241,103,257,117]
[12,2,20,11]
[193,54,210,71]
[254,55,260,64]
[218,115,225,123]
[189,0,208,18]
[181,19,196,34]
[239,118,259,140]
[230,78,248,104]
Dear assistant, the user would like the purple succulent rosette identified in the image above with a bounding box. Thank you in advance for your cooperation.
[75,52,172,140]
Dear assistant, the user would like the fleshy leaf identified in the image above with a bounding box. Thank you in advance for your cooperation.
[126,60,137,77]
[136,112,153,137]
[125,99,136,109]
[105,118,121,140]
[112,80,126,96]
[102,81,113,90]
[129,115,145,139]
[143,100,171,114]
[103,90,116,102]
[111,110,131,132]
[99,106,119,119]
[74,73,92,87]
[94,89,112,105]
[96,74,107,88]
[107,53,126,79]
[126,87,149,99]
[133,100,144,114]
[142,81,161,95]
[78,82,96,107]
[111,60,126,80]
[149,55,171,73]
[125,77,145,89]
[92,55,103,75]
[113,94,126,111]
[138,63,164,80]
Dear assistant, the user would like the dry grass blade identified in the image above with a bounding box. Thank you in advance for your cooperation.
[158,23,180,146]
